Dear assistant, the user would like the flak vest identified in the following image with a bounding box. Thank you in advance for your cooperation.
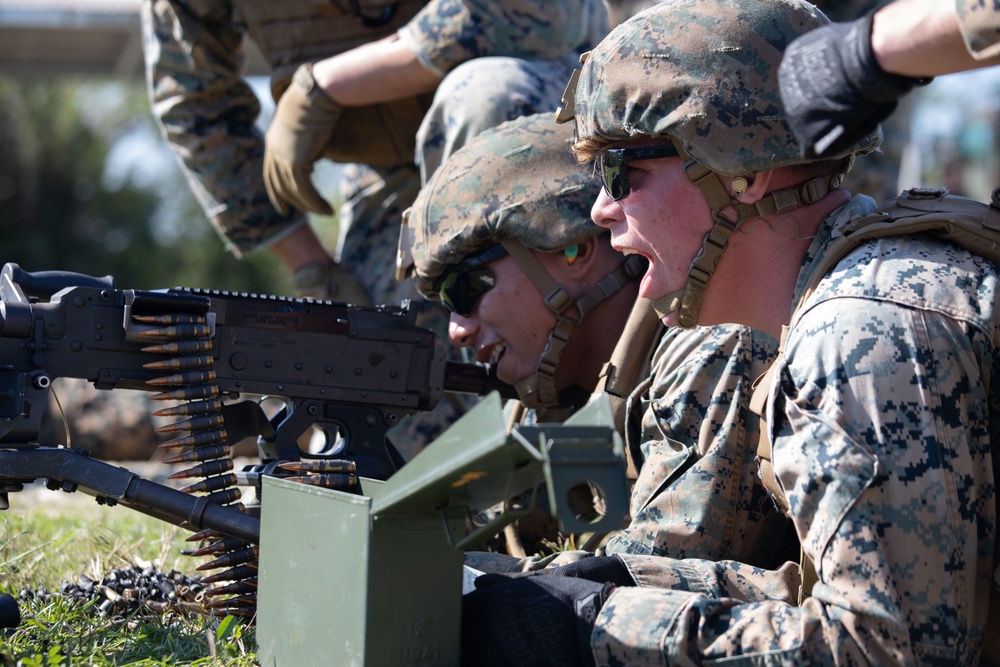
[748,187,1000,664]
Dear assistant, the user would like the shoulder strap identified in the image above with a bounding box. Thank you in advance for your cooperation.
[798,186,1000,312]
[594,297,665,480]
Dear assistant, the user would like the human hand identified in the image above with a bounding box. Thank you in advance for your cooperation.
[461,572,615,667]
[778,12,930,159]
[264,63,343,216]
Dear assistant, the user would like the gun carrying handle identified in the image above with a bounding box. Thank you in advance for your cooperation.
[2,262,115,300]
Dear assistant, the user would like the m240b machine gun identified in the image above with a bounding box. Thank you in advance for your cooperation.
[0,262,514,614]
[0,262,630,660]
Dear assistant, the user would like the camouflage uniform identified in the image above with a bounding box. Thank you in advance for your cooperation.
[559,1,1000,663]
[956,0,1000,60]
[142,0,607,455]
[586,192,1000,666]
[465,323,797,574]
[141,0,606,266]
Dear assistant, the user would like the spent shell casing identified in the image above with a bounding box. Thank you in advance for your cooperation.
[202,579,258,597]
[156,413,225,434]
[146,370,217,387]
[132,313,207,326]
[196,545,259,572]
[152,398,224,418]
[143,354,213,371]
[209,608,256,619]
[150,385,219,402]
[199,563,258,584]
[160,429,227,449]
[144,600,169,613]
[278,459,357,474]
[285,473,357,490]
[141,339,213,355]
[162,443,231,465]
[187,535,247,557]
[136,323,213,340]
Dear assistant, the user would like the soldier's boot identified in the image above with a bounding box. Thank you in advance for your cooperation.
[292,261,371,305]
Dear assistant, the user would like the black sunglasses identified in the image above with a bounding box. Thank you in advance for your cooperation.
[599,144,680,201]
[435,244,508,316]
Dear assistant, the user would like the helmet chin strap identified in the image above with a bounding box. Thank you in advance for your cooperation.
[654,138,841,327]
[500,239,645,407]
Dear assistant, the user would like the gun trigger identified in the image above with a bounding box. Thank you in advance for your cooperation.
[221,401,276,442]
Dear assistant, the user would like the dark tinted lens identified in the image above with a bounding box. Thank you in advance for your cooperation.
[600,150,628,201]
[439,265,496,316]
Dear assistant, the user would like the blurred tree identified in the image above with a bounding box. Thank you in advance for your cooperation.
[0,76,292,294]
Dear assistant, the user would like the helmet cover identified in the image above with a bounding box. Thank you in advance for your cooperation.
[572,0,881,174]
[407,112,604,298]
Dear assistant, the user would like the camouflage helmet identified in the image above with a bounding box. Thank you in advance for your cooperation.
[572,0,881,174]
[399,112,604,299]
[562,0,880,329]
[398,112,644,408]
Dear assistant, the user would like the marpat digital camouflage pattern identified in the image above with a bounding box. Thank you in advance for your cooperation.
[465,323,796,576]
[405,113,603,299]
[143,0,608,455]
[956,0,1000,60]
[142,0,607,258]
[567,1,1000,662]
[401,0,607,75]
[572,0,880,174]
[587,192,1000,664]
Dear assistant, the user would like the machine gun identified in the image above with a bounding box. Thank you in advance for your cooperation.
[0,262,630,645]
[0,262,516,615]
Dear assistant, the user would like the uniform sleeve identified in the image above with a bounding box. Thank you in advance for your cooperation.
[604,325,795,570]
[592,293,996,665]
[955,0,1000,60]
[397,0,607,75]
[141,0,304,256]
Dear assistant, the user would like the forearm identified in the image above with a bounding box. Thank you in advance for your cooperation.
[311,35,442,106]
[309,0,606,108]
[872,0,1000,76]
[142,0,303,255]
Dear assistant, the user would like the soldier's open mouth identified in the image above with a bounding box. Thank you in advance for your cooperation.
[488,341,507,365]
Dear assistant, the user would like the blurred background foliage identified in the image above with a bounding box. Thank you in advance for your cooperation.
[0,75,299,294]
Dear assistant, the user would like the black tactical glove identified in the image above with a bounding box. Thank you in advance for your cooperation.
[461,556,632,667]
[515,554,636,587]
[778,11,932,159]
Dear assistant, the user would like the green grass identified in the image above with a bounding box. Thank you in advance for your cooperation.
[0,489,257,666]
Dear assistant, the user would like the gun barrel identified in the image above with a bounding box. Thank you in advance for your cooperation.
[0,447,259,544]
[443,362,518,400]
